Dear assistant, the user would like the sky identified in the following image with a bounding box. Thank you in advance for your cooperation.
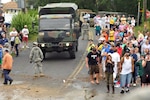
[1,0,11,3]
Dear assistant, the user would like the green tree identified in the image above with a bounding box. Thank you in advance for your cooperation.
[26,0,148,16]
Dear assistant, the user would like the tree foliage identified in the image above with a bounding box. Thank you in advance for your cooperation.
[26,0,150,16]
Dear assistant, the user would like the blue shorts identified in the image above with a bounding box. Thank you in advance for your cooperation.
[120,73,132,87]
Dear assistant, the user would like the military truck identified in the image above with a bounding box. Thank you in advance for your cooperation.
[37,3,80,59]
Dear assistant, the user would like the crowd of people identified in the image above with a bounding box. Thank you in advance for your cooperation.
[85,13,150,94]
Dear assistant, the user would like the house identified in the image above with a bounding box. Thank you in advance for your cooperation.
[3,1,21,13]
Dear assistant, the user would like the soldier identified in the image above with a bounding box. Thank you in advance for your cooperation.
[29,42,44,77]
[81,20,90,40]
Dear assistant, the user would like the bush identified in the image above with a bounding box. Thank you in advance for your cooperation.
[11,10,38,40]
[11,12,32,32]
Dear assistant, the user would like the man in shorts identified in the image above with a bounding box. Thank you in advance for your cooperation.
[86,47,100,84]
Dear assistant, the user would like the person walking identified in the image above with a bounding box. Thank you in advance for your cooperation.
[29,42,44,77]
[2,49,13,85]
[81,20,90,40]
[86,47,100,84]
[120,49,134,94]
[22,25,29,48]
[105,54,115,94]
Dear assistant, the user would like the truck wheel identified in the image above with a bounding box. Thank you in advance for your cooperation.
[69,50,75,59]
[43,52,46,59]
[76,45,78,52]
[42,50,46,59]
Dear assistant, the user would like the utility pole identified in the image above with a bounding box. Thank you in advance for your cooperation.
[143,0,147,21]
[137,0,141,26]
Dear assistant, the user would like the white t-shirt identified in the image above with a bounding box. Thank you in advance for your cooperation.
[22,28,29,37]
[9,31,18,41]
[110,52,120,65]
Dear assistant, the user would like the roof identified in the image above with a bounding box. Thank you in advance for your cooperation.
[3,1,18,10]
[42,3,78,10]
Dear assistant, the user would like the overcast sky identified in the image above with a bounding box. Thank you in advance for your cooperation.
[1,0,11,3]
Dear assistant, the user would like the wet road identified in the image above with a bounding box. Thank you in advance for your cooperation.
[0,29,140,100]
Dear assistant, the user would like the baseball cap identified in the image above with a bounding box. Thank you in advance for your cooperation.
[125,49,130,53]
[33,42,38,46]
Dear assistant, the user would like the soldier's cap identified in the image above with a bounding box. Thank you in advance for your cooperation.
[33,42,38,46]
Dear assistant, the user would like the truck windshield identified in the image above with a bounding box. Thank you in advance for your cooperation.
[39,18,71,30]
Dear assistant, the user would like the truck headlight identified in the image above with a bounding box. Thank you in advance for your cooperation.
[39,32,44,36]
[41,44,45,47]
[66,43,69,46]
[66,32,70,36]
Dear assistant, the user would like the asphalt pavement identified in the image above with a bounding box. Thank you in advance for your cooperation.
[0,28,141,100]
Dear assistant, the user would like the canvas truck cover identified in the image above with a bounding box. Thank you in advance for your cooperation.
[39,3,78,18]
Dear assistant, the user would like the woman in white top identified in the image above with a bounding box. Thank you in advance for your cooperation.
[120,50,134,94]
[9,27,18,52]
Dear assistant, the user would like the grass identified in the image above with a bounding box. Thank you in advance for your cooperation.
[29,33,38,42]
[134,21,150,37]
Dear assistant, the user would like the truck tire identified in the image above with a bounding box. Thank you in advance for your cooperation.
[43,51,46,59]
[41,49,46,59]
[76,45,78,52]
[69,50,75,59]
[76,41,78,52]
